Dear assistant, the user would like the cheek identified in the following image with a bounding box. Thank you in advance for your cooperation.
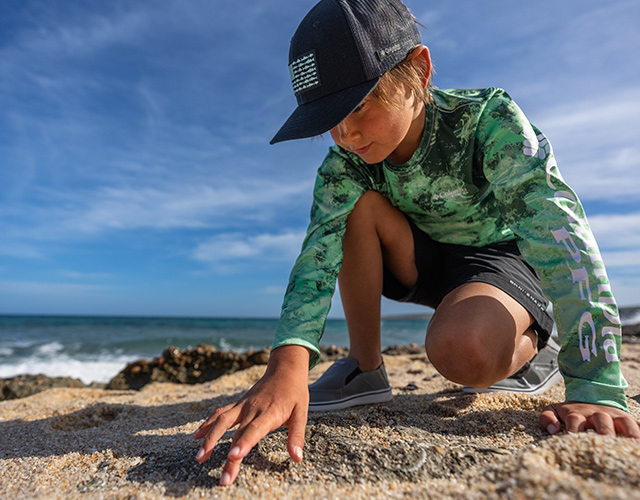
[329,128,340,144]
[376,116,407,143]
[394,109,416,137]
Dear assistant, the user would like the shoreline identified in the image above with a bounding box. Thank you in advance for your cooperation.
[3,325,640,402]
[0,344,424,402]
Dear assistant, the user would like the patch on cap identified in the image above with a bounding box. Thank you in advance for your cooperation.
[376,41,405,62]
[289,51,321,96]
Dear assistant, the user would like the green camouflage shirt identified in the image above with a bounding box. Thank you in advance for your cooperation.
[273,87,628,411]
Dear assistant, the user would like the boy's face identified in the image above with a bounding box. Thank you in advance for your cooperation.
[329,84,425,165]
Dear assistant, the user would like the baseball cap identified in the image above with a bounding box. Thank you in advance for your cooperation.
[270,0,421,145]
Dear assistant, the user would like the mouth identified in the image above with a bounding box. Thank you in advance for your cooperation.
[352,144,372,155]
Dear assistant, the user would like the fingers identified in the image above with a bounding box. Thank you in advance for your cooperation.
[584,411,640,439]
[563,411,587,434]
[540,402,640,440]
[588,411,615,437]
[218,409,298,486]
[195,405,242,463]
[193,406,230,440]
[191,345,312,486]
[614,415,640,440]
[286,404,308,463]
[196,399,306,485]
[539,404,562,435]
[194,406,275,486]
[219,444,244,486]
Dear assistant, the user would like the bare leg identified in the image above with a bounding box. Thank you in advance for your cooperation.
[425,282,538,388]
[340,191,537,385]
[338,191,418,371]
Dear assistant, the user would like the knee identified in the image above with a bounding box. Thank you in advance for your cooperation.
[356,189,388,206]
[425,327,506,388]
[349,190,390,220]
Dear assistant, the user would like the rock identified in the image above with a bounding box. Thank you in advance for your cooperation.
[383,343,425,356]
[623,322,640,338]
[0,374,93,402]
[106,344,271,391]
[317,345,349,362]
[106,343,352,391]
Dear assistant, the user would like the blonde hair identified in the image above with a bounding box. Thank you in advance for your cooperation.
[369,47,434,110]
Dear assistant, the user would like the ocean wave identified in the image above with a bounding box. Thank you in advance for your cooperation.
[35,341,65,355]
[0,339,40,349]
[218,337,236,352]
[0,353,139,385]
[622,310,640,327]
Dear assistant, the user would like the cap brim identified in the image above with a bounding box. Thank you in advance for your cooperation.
[270,78,379,145]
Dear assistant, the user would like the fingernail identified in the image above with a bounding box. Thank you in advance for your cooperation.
[294,446,303,461]
[196,447,205,461]
[220,472,231,486]
[229,446,241,458]
[547,423,559,435]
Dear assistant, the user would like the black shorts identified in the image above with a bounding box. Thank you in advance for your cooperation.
[382,220,555,348]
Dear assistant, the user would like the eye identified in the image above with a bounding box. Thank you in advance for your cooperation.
[352,100,367,114]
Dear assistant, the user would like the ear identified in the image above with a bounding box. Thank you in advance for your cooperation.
[409,45,432,89]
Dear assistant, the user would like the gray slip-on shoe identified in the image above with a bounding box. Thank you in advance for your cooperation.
[308,357,393,411]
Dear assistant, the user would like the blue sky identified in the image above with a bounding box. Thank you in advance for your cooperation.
[1,0,639,318]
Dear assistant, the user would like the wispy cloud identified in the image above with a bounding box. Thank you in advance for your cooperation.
[0,280,109,297]
[600,250,640,269]
[588,212,640,251]
[533,90,640,203]
[2,177,312,247]
[1,0,316,260]
[58,269,113,280]
[2,0,638,315]
[60,180,310,234]
[192,231,305,266]
[0,242,45,260]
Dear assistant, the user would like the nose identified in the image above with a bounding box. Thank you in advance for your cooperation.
[334,116,360,145]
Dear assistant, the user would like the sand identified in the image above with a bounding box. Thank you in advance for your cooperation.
[1,345,639,499]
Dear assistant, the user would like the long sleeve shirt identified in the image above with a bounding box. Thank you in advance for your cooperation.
[272,87,628,412]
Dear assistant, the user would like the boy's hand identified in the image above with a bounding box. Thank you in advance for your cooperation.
[540,401,640,440]
[193,345,310,486]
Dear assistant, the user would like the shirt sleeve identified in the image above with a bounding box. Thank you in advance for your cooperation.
[477,90,628,411]
[272,149,372,369]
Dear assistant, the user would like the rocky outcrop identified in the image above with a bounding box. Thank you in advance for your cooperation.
[0,374,100,402]
[4,330,637,400]
[106,344,271,391]
[105,344,357,391]
[624,322,640,338]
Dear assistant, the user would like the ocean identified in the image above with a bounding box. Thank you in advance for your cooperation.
[3,307,639,385]
[0,315,430,384]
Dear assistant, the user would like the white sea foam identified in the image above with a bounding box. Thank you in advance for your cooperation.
[0,339,39,349]
[0,353,139,384]
[218,338,234,351]
[623,310,640,326]
[35,341,65,355]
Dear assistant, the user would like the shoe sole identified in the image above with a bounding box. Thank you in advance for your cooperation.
[462,369,562,395]
[308,387,393,412]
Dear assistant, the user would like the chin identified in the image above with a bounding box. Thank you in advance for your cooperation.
[357,151,388,164]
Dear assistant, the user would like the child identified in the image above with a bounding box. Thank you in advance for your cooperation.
[194,0,640,486]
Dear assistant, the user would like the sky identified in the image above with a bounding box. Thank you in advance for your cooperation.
[1,0,639,319]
